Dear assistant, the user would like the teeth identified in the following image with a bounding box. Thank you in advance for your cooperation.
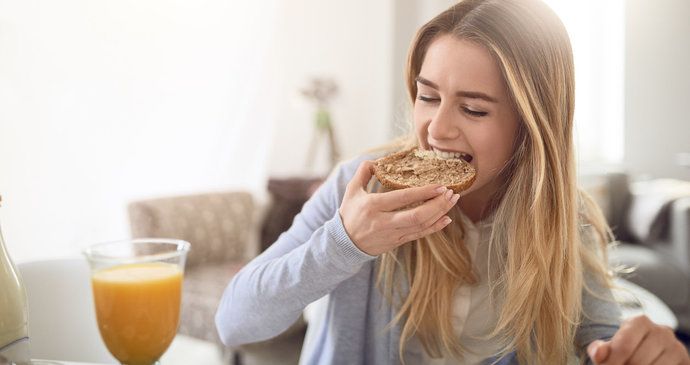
[432,147,466,160]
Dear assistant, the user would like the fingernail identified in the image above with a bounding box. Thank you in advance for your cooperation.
[451,194,460,204]
[442,217,452,225]
[588,343,598,359]
[435,186,447,194]
[445,189,453,200]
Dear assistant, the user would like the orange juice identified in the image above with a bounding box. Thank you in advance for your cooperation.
[91,262,182,365]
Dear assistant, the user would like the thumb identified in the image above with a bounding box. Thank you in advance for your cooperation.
[587,340,611,364]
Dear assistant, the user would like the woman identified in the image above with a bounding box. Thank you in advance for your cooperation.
[216,0,690,363]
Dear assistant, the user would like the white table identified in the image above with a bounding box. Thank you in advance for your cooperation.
[28,334,224,365]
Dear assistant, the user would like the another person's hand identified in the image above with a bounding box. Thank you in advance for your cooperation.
[588,315,690,365]
[339,160,459,256]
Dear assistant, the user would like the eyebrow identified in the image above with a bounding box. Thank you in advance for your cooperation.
[415,76,498,103]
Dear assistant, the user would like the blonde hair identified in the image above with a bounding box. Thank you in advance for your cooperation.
[372,0,615,363]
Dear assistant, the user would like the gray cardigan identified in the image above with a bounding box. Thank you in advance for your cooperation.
[215,154,621,364]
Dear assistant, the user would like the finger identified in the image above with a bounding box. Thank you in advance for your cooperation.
[650,350,680,365]
[588,340,610,364]
[347,160,376,195]
[372,184,446,212]
[414,189,458,229]
[605,315,655,365]
[388,189,459,230]
[628,330,668,365]
[649,350,666,365]
[651,338,690,365]
[396,215,452,244]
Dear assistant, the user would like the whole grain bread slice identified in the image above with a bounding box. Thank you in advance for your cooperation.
[373,147,476,194]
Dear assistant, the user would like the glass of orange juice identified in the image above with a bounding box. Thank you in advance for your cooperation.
[83,238,190,365]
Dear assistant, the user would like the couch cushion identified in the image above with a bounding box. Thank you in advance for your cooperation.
[180,261,246,342]
[129,191,256,267]
[627,179,690,243]
[609,243,689,310]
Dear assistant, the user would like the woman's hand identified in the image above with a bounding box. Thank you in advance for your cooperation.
[339,160,459,256]
[588,315,690,365]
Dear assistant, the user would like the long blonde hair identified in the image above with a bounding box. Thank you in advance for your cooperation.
[373,0,615,363]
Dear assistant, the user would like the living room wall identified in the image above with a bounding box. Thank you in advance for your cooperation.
[266,0,394,178]
[624,0,690,180]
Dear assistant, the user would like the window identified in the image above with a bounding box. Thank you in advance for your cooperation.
[544,0,625,165]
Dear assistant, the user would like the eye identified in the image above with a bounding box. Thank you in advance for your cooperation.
[462,107,488,117]
[417,95,439,103]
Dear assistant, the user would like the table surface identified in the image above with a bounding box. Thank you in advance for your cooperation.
[28,334,224,365]
[29,279,678,365]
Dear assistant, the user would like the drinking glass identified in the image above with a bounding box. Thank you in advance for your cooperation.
[83,239,190,365]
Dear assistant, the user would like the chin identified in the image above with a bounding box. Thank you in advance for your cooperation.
[458,181,483,198]
[459,178,498,203]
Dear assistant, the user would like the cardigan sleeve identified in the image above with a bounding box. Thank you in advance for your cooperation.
[215,155,377,346]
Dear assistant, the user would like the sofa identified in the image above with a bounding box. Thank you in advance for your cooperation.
[127,177,322,365]
[582,171,690,332]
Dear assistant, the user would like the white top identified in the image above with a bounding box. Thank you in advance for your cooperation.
[417,213,504,364]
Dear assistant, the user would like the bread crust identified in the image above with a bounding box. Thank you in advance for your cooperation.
[373,147,476,194]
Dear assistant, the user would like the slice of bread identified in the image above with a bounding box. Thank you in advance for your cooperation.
[373,147,476,194]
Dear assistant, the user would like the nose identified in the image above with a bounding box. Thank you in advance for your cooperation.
[427,102,461,141]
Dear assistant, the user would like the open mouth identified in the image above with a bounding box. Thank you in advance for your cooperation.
[431,147,473,163]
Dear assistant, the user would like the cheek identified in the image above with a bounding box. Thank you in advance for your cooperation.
[488,130,514,158]
[413,106,429,137]
[474,122,518,171]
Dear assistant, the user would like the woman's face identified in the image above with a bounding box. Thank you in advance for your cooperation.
[414,35,520,218]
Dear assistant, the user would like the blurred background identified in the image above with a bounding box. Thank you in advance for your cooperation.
[1,0,689,363]
[0,0,678,261]
[1,0,688,262]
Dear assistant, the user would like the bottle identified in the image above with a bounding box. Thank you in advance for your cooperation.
[0,195,30,364]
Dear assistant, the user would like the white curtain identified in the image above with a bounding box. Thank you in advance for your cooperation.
[0,0,280,261]
[543,0,625,166]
